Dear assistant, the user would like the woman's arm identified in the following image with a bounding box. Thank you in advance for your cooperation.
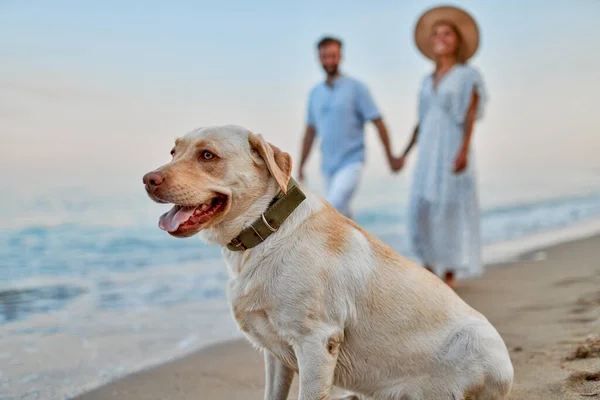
[372,118,394,166]
[453,90,480,173]
[402,124,420,157]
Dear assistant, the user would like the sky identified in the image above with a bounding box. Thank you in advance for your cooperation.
[2,0,600,199]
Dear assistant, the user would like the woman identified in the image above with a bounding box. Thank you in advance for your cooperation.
[396,6,487,287]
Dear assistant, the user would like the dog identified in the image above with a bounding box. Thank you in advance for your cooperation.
[143,125,513,399]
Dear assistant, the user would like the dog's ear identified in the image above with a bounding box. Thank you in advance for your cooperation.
[248,133,292,194]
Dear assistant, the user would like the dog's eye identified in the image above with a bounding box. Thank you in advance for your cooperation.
[200,151,215,160]
[170,149,175,157]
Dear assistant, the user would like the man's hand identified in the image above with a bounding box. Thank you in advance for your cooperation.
[372,118,399,173]
[453,148,468,174]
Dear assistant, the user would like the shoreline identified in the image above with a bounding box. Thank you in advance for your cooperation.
[483,216,600,265]
[74,227,600,400]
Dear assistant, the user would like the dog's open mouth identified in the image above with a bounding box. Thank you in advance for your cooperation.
[158,195,228,234]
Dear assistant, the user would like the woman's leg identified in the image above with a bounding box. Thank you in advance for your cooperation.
[444,270,457,288]
[424,265,455,288]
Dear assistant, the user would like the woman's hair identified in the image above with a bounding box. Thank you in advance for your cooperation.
[432,20,465,65]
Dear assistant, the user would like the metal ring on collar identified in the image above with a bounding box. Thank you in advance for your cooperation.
[261,213,278,232]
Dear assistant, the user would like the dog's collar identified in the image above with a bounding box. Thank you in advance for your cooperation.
[226,178,306,252]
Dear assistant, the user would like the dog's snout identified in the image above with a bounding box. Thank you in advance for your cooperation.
[143,171,165,191]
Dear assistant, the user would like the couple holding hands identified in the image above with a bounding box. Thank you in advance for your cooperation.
[298,6,486,287]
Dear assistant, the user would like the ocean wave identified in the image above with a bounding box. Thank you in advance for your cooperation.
[2,191,600,318]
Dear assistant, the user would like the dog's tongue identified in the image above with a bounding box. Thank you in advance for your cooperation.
[158,205,196,232]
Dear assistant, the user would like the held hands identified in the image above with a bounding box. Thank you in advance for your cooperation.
[389,155,406,173]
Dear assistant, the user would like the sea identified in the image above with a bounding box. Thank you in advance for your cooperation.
[2,171,600,399]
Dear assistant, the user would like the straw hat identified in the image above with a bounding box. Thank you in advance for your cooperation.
[414,5,480,62]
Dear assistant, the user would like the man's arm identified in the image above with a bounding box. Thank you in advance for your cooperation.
[390,124,419,172]
[298,125,316,182]
[355,83,398,172]
[372,118,395,169]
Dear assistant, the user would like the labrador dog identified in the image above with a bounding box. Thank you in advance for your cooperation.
[143,125,513,399]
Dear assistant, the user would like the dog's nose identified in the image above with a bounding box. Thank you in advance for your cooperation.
[143,171,165,191]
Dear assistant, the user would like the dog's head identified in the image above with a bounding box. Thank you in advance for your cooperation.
[143,125,292,241]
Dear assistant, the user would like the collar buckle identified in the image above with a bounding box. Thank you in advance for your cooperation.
[226,179,305,252]
[230,237,247,251]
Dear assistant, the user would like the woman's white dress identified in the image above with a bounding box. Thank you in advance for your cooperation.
[408,64,487,279]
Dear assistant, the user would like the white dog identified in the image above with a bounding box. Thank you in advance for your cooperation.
[143,125,513,399]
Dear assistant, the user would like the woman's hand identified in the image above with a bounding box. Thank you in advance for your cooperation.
[453,149,468,174]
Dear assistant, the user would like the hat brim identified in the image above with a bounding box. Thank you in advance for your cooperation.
[414,6,480,62]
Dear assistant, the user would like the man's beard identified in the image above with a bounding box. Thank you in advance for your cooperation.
[323,64,339,77]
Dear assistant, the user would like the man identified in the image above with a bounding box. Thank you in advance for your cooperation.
[299,36,400,218]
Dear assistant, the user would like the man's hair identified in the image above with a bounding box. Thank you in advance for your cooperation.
[317,36,343,50]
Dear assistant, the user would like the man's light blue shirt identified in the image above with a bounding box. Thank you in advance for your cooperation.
[306,76,381,177]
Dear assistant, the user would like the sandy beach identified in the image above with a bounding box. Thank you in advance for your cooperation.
[74,234,600,400]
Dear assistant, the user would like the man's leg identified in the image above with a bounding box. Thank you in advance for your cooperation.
[325,163,363,218]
